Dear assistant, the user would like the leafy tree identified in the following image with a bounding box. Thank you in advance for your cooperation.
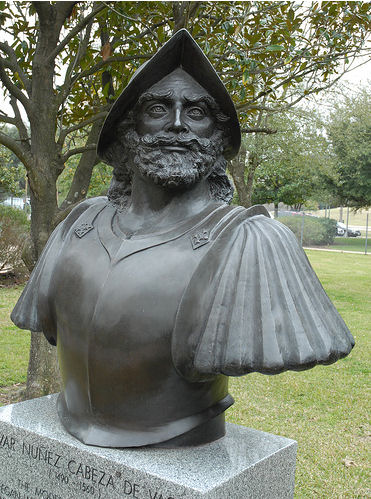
[249,110,333,215]
[57,154,111,201]
[0,126,26,199]
[0,1,370,397]
[326,85,371,209]
[225,1,371,205]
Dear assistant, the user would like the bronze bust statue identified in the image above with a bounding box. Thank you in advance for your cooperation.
[11,30,354,448]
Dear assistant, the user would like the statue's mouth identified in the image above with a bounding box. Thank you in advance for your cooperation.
[139,132,213,154]
[162,145,189,153]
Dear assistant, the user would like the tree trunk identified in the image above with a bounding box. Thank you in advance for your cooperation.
[60,120,102,210]
[245,151,259,208]
[229,147,249,207]
[22,4,111,399]
[23,5,65,399]
[228,130,263,209]
[274,202,279,218]
[172,2,200,33]
[25,159,63,400]
[339,205,343,222]
[26,333,61,399]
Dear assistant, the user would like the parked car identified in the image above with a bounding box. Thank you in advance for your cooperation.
[336,222,361,237]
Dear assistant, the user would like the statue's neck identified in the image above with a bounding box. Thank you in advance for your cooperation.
[117,174,216,234]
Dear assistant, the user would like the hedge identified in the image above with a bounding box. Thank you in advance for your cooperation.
[277,215,337,246]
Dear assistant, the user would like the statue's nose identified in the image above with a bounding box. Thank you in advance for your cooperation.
[166,108,188,133]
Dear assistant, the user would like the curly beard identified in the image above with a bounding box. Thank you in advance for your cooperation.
[124,129,224,189]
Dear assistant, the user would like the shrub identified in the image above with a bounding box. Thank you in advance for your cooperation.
[318,217,338,244]
[277,215,337,246]
[0,205,30,276]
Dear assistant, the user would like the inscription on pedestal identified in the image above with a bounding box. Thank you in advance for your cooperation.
[0,431,176,499]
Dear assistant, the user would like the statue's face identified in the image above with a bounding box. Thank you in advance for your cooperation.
[122,68,225,189]
[136,68,215,142]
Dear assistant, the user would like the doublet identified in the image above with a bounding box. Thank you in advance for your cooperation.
[12,197,354,447]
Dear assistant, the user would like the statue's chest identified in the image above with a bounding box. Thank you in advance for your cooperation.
[51,231,204,344]
[50,223,218,422]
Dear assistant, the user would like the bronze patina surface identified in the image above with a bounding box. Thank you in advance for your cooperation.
[12,30,354,448]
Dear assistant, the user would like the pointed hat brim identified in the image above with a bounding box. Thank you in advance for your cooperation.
[97,29,241,161]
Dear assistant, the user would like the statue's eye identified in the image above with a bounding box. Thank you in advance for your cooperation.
[147,104,167,116]
[186,106,206,120]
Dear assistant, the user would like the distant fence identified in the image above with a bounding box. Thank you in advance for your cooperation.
[275,211,370,255]
[0,196,30,210]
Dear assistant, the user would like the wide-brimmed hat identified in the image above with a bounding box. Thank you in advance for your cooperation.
[97,29,241,161]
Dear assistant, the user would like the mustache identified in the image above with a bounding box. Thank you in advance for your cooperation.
[139,132,212,152]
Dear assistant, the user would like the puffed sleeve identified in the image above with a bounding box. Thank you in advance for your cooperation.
[11,198,106,345]
[172,213,355,381]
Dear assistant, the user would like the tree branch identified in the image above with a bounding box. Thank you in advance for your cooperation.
[237,103,278,112]
[63,17,93,81]
[58,110,108,146]
[58,18,94,135]
[136,20,173,40]
[0,115,17,126]
[57,54,152,107]
[0,42,31,95]
[248,47,368,106]
[55,1,77,24]
[32,1,52,21]
[47,2,107,64]
[71,54,153,84]
[0,130,32,168]
[199,2,287,24]
[0,60,32,116]
[10,96,30,147]
[60,120,102,209]
[101,1,137,21]
[62,144,97,162]
[241,127,277,134]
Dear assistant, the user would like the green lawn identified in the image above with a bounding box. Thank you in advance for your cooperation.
[307,236,370,253]
[0,286,30,386]
[328,236,370,253]
[0,251,369,498]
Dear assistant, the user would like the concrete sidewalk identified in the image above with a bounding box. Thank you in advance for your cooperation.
[304,247,369,255]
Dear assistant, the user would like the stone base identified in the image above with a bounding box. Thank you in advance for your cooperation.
[0,395,297,498]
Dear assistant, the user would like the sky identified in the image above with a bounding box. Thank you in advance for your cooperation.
[340,56,371,87]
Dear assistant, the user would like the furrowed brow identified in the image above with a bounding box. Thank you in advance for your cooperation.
[183,94,217,108]
[138,89,174,105]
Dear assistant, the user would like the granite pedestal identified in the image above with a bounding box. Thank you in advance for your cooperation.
[0,395,297,498]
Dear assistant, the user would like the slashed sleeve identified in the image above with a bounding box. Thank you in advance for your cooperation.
[172,213,355,381]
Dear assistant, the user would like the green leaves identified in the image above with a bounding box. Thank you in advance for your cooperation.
[247,109,332,209]
[326,85,371,208]
[0,143,26,198]
[266,45,285,52]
